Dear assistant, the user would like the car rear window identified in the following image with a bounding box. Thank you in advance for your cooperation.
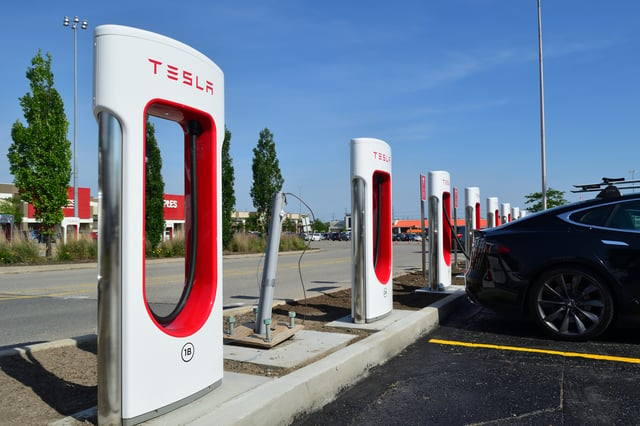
[570,205,614,227]
[570,200,640,231]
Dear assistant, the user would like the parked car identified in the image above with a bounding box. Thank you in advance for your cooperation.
[408,233,422,242]
[465,187,640,341]
[330,232,350,241]
[393,233,410,241]
[302,233,321,241]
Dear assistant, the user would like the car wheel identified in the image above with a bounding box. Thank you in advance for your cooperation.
[529,267,613,341]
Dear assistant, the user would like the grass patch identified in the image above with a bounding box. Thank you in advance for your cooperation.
[0,233,40,264]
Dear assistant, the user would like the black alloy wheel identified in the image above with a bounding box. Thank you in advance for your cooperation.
[530,267,614,341]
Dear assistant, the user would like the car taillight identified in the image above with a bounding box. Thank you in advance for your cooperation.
[498,245,511,255]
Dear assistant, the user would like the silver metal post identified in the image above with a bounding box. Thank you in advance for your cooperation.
[428,196,440,291]
[255,192,286,335]
[97,112,123,425]
[351,177,366,323]
[73,22,78,218]
[537,0,547,210]
[63,16,87,219]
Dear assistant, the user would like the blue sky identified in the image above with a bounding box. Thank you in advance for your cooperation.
[1,1,639,221]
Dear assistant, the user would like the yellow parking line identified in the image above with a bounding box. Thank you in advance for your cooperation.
[429,338,640,364]
[0,294,41,301]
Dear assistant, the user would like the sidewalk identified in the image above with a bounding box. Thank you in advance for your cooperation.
[146,288,466,426]
[13,284,465,425]
[0,253,468,425]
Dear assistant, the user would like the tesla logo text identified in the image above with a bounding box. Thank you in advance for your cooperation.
[164,199,178,208]
[149,58,214,95]
[372,151,391,163]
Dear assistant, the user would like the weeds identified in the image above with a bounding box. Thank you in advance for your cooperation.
[0,233,41,264]
[0,232,307,265]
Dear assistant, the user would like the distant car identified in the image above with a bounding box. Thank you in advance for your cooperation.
[330,232,349,241]
[466,187,640,341]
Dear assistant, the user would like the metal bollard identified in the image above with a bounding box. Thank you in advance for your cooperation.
[288,311,296,329]
[228,316,236,336]
[264,318,272,342]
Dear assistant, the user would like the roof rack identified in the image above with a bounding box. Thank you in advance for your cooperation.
[572,177,640,199]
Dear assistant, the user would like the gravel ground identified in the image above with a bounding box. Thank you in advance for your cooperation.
[0,271,459,425]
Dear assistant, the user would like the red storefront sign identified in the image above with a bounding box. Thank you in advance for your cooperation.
[28,187,91,219]
[163,194,185,220]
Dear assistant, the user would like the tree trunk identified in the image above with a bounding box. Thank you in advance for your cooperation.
[45,234,52,258]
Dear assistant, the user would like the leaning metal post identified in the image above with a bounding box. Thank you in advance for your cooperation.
[255,192,286,335]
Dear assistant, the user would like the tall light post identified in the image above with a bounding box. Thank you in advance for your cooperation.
[63,15,88,218]
[537,0,547,210]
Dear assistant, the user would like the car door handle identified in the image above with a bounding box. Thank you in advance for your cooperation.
[601,239,629,246]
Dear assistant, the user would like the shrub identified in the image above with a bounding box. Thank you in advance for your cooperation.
[146,237,185,258]
[56,236,97,262]
[228,233,266,254]
[279,234,307,251]
[226,232,306,254]
[0,233,40,264]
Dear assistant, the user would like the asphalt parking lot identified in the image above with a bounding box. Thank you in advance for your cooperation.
[294,299,640,425]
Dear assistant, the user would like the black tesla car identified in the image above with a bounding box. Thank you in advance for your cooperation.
[465,186,640,341]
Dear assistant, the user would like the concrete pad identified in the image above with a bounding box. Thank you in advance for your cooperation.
[224,322,304,348]
[325,308,415,331]
[224,329,356,370]
[146,372,272,426]
[415,283,465,294]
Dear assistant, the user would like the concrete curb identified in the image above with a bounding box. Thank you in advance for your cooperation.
[0,334,97,359]
[151,289,466,425]
[1,286,466,425]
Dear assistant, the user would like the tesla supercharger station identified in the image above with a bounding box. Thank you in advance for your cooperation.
[351,138,393,323]
[428,171,451,290]
[93,25,224,425]
[486,197,500,228]
[464,187,480,258]
[512,207,520,221]
[501,202,511,224]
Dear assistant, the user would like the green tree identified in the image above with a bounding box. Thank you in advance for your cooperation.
[282,217,297,233]
[250,128,284,234]
[312,219,329,233]
[524,187,568,213]
[0,195,24,225]
[245,213,260,233]
[9,50,71,257]
[222,127,236,249]
[145,118,165,248]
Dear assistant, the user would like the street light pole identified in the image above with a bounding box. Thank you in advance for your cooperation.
[63,16,88,219]
[537,0,547,210]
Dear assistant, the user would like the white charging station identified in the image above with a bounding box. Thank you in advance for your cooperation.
[427,171,451,290]
[351,138,393,323]
[93,25,224,425]
[501,202,511,224]
[486,197,500,228]
[464,187,480,257]
[512,206,520,221]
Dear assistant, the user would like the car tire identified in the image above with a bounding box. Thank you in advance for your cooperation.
[529,266,613,341]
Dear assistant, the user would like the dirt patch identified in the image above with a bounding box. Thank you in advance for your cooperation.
[0,271,462,425]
